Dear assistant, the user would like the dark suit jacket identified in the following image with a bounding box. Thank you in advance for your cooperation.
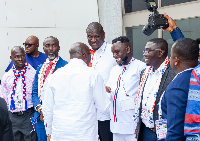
[0,98,14,141]
[137,63,176,141]
[31,57,68,126]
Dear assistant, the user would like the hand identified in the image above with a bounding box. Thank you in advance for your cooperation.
[40,111,44,122]
[105,86,111,93]
[47,135,51,141]
[134,126,137,139]
[163,13,177,32]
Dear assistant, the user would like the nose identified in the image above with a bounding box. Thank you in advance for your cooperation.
[91,37,96,42]
[143,52,148,57]
[113,52,117,58]
[49,45,53,50]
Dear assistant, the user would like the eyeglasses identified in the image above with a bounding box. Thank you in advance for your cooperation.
[23,43,35,47]
[143,49,162,54]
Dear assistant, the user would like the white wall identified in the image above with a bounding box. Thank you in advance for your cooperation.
[0,0,99,79]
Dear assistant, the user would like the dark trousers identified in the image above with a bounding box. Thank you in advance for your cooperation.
[141,122,157,141]
[98,120,113,141]
[9,108,38,141]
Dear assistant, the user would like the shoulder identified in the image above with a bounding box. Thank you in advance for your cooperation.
[58,57,68,65]
[2,70,12,81]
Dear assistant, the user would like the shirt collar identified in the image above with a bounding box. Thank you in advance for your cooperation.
[92,41,107,53]
[46,56,59,64]
[151,57,168,73]
[69,58,87,66]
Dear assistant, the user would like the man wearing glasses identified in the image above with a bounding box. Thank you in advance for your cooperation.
[134,13,185,141]
[5,35,47,72]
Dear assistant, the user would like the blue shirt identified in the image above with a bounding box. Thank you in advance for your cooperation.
[161,69,193,141]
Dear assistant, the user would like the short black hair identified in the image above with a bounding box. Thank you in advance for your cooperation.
[43,36,59,46]
[112,36,130,44]
[173,38,199,61]
[196,38,200,45]
[148,38,168,56]
[86,22,104,33]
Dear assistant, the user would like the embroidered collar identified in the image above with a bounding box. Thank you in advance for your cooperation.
[38,56,59,102]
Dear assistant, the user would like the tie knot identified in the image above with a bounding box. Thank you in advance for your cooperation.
[49,62,54,67]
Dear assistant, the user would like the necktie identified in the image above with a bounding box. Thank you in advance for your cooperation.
[44,62,54,82]
[88,49,95,67]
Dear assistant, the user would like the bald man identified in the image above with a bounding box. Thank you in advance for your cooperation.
[5,35,47,72]
[43,42,110,141]
[0,46,37,141]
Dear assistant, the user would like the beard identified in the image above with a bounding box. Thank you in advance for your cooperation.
[118,56,129,66]
[48,53,56,60]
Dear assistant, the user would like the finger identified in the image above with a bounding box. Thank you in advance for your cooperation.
[164,12,170,19]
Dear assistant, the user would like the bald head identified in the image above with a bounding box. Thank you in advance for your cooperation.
[26,35,39,44]
[69,42,91,66]
[24,35,39,56]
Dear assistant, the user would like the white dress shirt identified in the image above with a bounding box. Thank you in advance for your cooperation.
[107,58,146,134]
[141,59,166,128]
[43,58,110,141]
[91,41,117,121]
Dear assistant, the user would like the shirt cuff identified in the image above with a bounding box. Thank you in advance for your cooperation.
[35,104,41,111]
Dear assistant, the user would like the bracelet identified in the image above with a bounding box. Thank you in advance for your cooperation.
[170,27,179,33]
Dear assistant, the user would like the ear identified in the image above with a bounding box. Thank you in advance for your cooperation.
[158,50,164,57]
[10,56,12,61]
[103,32,105,39]
[174,56,179,66]
[127,46,131,54]
[58,46,60,52]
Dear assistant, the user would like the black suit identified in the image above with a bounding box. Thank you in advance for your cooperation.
[137,63,176,141]
[0,97,14,141]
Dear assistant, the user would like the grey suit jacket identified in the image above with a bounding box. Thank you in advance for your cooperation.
[137,63,176,141]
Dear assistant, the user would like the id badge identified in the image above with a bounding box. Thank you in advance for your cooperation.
[155,119,167,140]
[120,97,135,111]
[15,100,23,109]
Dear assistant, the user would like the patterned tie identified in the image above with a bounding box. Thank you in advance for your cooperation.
[88,49,95,67]
[44,62,54,82]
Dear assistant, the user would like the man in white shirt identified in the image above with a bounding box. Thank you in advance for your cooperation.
[86,22,117,141]
[42,42,111,141]
[106,36,146,141]
[134,38,176,141]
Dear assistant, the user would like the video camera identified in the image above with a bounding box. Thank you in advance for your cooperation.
[142,0,169,36]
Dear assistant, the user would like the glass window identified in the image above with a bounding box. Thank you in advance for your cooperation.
[126,17,200,60]
[163,17,200,57]
[124,0,158,13]
[162,0,197,7]
[126,25,158,61]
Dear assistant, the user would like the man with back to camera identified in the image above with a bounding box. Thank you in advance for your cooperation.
[160,38,199,141]
[1,46,37,141]
[42,42,111,141]
[86,22,117,141]
[31,36,68,141]
[106,36,146,141]
[5,35,47,72]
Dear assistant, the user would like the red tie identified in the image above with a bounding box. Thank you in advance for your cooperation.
[44,62,54,82]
